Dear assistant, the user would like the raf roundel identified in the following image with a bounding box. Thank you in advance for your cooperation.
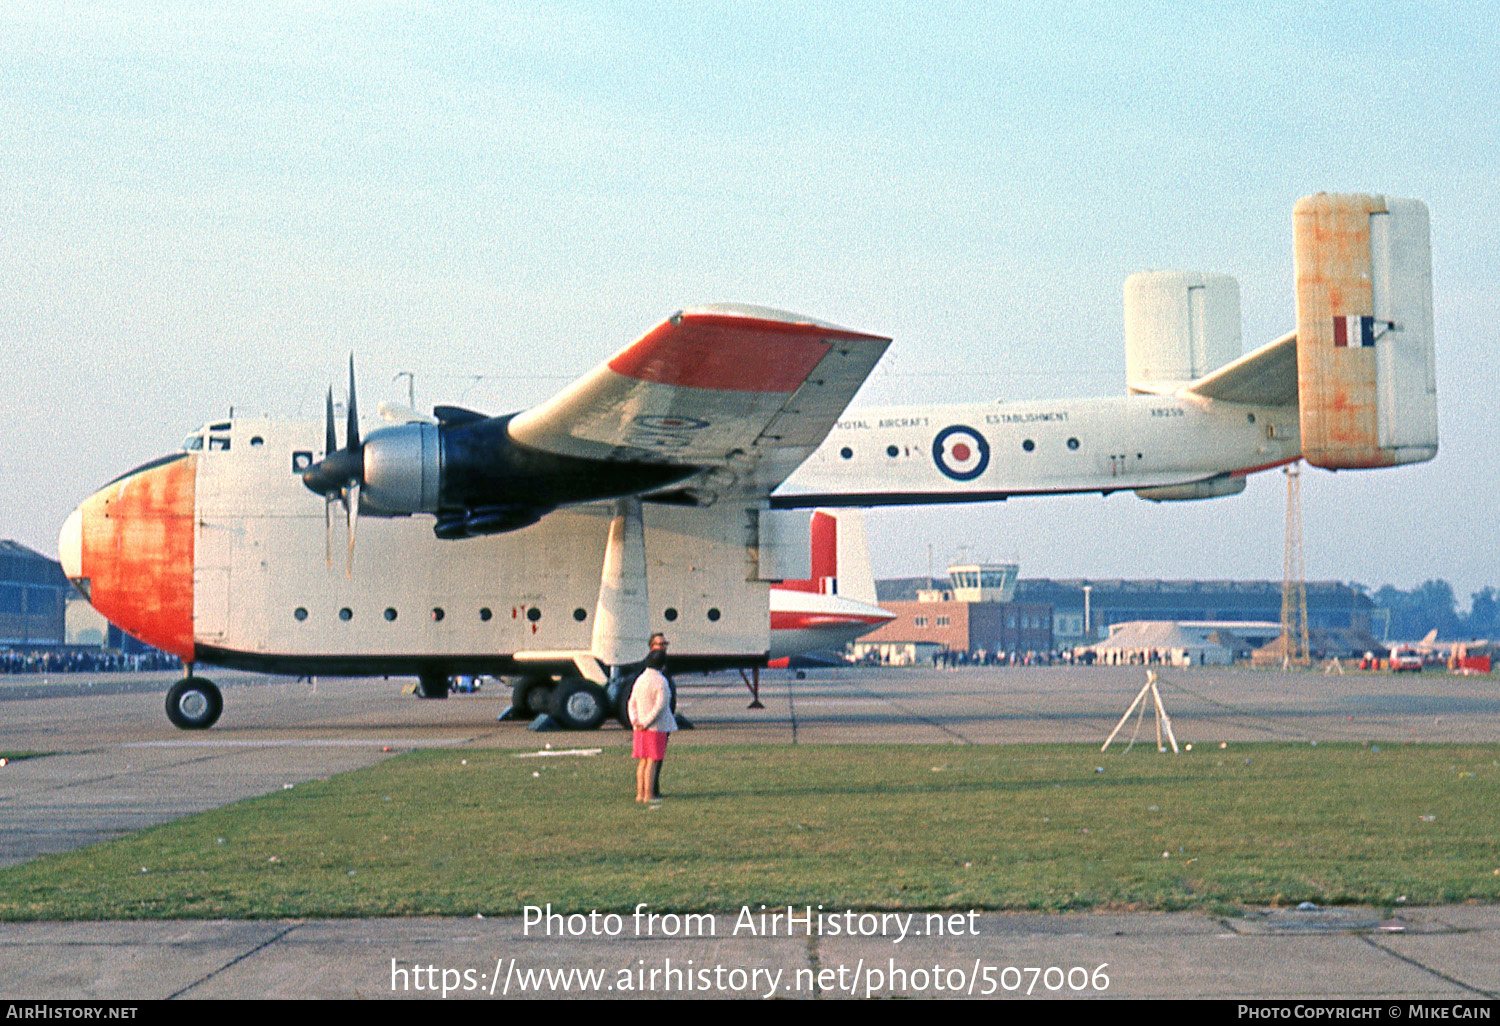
[932,425,990,481]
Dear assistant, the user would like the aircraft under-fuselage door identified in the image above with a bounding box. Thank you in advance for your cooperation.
[193,518,232,642]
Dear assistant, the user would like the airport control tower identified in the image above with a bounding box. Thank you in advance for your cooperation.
[944,564,1019,604]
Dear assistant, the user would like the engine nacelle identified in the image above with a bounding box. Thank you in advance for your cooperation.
[1294,194,1436,470]
[360,422,441,515]
[1124,271,1241,392]
[1135,474,1247,503]
[352,415,697,535]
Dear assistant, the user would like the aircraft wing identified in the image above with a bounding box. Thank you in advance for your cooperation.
[508,304,891,492]
[1184,330,1299,406]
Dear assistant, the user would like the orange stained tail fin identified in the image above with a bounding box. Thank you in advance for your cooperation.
[1294,193,1437,470]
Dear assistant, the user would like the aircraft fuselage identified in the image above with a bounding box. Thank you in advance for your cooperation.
[774,392,1300,506]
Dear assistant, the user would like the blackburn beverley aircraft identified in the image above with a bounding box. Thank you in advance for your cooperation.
[58,193,1436,730]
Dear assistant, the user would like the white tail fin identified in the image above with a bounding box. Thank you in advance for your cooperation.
[773,508,878,606]
[828,509,878,606]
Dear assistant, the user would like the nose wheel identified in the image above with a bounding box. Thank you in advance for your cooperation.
[165,676,223,730]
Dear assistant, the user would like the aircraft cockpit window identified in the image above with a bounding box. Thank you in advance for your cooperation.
[208,436,231,452]
[181,435,204,451]
[210,421,231,431]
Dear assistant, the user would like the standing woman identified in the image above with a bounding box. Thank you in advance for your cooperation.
[629,634,677,802]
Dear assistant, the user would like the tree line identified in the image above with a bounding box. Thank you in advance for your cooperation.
[1366,581,1500,641]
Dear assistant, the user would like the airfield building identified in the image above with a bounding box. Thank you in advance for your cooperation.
[856,564,1055,664]
[873,575,1377,660]
[1016,579,1373,646]
[0,541,69,648]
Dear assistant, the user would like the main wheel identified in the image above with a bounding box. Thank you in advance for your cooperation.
[510,675,554,718]
[165,677,223,730]
[551,677,609,730]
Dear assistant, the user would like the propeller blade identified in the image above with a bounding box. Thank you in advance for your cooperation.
[304,356,366,573]
[324,495,334,570]
[346,353,360,450]
[345,481,360,577]
[324,387,337,457]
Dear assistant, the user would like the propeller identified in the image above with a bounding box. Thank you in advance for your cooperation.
[301,355,364,575]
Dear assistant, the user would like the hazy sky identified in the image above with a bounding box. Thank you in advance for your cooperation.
[3,2,1496,605]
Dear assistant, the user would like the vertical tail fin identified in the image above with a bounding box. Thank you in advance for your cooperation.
[1294,193,1437,469]
[828,509,878,606]
[774,509,879,605]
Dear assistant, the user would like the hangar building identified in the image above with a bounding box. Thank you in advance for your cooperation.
[0,541,69,647]
[874,575,1377,656]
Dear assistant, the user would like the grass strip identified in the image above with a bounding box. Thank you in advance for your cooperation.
[1,743,1497,920]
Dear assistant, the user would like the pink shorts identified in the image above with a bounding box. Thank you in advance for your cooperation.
[632,729,669,760]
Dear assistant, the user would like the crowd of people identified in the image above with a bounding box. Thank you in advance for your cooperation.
[1,648,181,675]
[932,648,1091,668]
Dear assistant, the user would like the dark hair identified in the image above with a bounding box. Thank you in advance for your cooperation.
[644,648,668,670]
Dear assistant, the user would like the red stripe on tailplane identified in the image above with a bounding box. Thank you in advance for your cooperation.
[608,311,876,393]
[79,455,197,661]
[770,610,893,631]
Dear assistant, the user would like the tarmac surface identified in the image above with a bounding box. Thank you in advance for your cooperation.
[2,663,1498,1000]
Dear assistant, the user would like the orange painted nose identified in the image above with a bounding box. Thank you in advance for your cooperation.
[62,454,198,661]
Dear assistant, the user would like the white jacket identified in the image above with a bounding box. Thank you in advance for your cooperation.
[628,667,677,733]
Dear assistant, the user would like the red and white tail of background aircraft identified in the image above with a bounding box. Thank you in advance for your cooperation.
[58,193,1436,731]
[769,508,890,666]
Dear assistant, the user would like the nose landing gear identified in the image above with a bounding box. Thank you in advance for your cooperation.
[165,675,223,730]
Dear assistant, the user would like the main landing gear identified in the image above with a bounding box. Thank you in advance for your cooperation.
[506,674,611,730]
[165,674,223,730]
